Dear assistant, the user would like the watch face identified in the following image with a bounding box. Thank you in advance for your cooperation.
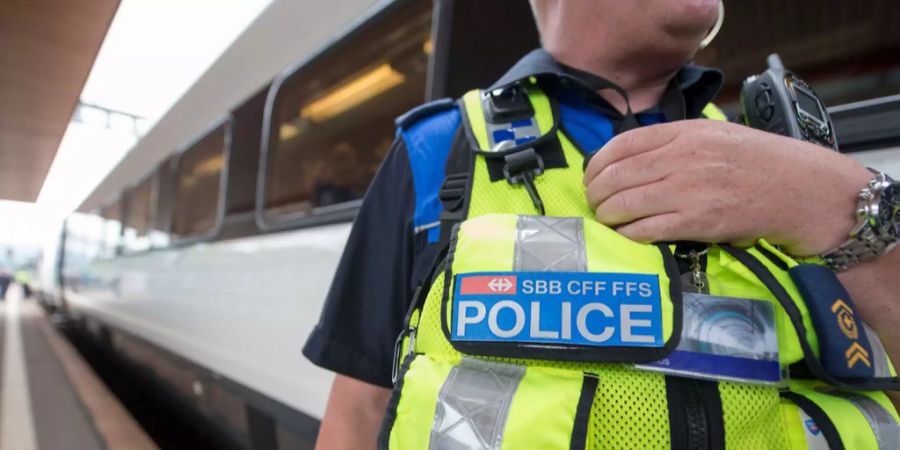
[880,182,900,238]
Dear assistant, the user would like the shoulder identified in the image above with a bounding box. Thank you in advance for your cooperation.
[395,98,461,156]
[395,97,457,129]
[393,97,464,180]
[393,98,464,240]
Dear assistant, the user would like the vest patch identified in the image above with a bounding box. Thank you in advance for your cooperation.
[451,272,663,347]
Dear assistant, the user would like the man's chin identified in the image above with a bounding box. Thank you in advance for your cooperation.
[661,0,720,37]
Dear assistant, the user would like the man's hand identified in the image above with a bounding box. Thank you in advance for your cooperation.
[583,119,871,255]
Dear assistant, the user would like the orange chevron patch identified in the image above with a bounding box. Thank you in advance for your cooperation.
[845,342,872,368]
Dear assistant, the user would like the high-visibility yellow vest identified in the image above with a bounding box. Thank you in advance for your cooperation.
[379,81,900,450]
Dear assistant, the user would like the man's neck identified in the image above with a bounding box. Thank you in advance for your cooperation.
[549,48,684,114]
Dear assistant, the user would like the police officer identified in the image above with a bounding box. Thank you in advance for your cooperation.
[304,1,900,448]
[14,268,32,298]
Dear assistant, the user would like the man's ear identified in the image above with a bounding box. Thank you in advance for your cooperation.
[699,0,724,50]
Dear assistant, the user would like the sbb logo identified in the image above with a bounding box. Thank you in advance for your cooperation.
[460,275,517,295]
[488,277,514,293]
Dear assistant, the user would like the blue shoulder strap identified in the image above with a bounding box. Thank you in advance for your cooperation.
[396,98,461,243]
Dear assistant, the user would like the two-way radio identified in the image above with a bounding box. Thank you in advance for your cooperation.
[740,54,838,150]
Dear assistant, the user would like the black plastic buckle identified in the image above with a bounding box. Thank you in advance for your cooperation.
[503,148,546,215]
[503,148,544,184]
[439,173,469,212]
[391,326,416,384]
[483,85,534,124]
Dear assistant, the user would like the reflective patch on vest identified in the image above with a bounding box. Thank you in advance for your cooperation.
[799,408,830,450]
[636,293,781,385]
[843,394,900,450]
[514,216,586,272]
[486,118,540,151]
[452,271,663,347]
[863,322,892,378]
[430,358,524,450]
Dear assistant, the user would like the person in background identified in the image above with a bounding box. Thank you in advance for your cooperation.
[0,271,10,300]
[15,267,32,298]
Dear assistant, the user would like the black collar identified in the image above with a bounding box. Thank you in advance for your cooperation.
[488,49,724,121]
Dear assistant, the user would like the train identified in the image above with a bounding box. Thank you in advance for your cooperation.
[32,0,900,448]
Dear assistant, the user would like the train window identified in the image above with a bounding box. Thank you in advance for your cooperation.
[151,158,175,248]
[63,212,106,281]
[171,121,229,240]
[260,1,432,223]
[122,174,155,253]
[225,87,268,217]
[100,200,123,258]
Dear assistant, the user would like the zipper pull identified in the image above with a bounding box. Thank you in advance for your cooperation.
[677,246,710,294]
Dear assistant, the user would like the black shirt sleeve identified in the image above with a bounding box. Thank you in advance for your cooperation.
[302,138,416,388]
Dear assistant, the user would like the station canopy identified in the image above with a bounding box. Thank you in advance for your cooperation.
[0,0,119,202]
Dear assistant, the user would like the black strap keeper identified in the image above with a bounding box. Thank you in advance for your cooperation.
[503,148,544,184]
[439,173,469,212]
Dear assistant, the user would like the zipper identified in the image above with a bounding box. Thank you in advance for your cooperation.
[667,369,721,450]
[669,242,718,450]
[683,380,710,450]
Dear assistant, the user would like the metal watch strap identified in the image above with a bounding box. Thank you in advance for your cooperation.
[822,170,897,271]
[823,227,895,272]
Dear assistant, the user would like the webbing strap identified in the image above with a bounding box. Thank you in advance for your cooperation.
[438,127,474,246]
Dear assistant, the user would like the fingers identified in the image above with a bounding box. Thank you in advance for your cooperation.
[614,208,752,245]
[594,180,677,227]
[585,147,675,209]
[583,123,680,184]
[615,213,686,243]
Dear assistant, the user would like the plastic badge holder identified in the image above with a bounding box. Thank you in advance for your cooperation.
[636,292,781,385]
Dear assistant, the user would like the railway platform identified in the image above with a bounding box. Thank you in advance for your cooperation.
[0,285,157,450]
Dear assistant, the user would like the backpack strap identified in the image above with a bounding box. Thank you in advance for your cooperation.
[437,127,473,246]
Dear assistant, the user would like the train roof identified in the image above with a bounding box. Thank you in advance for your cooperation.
[77,0,385,213]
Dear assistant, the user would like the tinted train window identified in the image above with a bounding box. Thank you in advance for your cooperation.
[122,175,154,253]
[262,2,432,220]
[172,122,228,240]
[64,212,106,280]
[150,158,174,248]
[100,200,122,258]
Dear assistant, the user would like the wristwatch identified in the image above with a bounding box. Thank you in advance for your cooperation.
[822,169,900,272]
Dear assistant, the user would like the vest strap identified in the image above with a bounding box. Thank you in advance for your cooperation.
[438,126,473,245]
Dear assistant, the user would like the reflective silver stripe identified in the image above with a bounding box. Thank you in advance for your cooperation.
[844,394,900,450]
[485,118,542,151]
[414,221,441,234]
[862,323,891,378]
[514,216,587,272]
[430,358,525,450]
